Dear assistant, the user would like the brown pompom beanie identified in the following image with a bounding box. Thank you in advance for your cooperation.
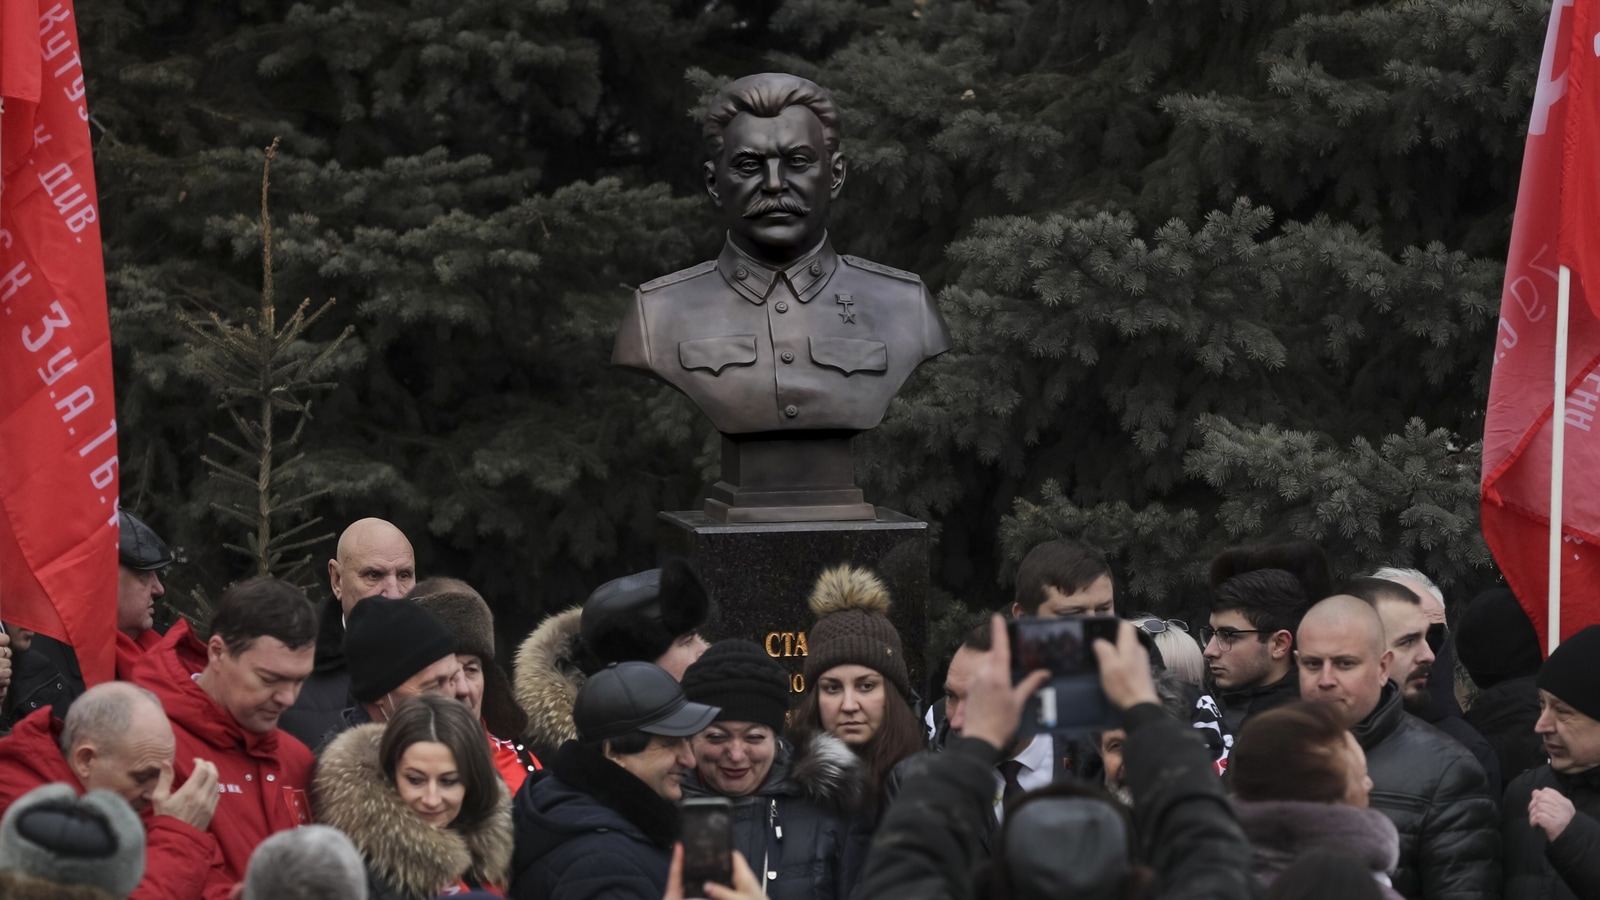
[803,565,911,699]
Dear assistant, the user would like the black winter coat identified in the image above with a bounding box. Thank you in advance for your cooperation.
[682,732,866,900]
[279,598,352,749]
[0,636,82,733]
[859,703,1256,900]
[1469,676,1548,786]
[1217,668,1301,735]
[1353,681,1501,900]
[1502,764,1600,899]
[510,741,678,900]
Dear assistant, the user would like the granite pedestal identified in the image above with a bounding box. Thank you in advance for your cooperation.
[660,508,931,704]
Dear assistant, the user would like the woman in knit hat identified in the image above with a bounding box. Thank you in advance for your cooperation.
[680,639,867,900]
[788,564,925,822]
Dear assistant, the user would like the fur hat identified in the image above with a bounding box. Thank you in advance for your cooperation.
[803,565,910,699]
[1209,540,1332,601]
[682,640,791,732]
[1457,587,1542,688]
[409,584,529,739]
[580,559,712,668]
[0,785,145,898]
[412,589,497,662]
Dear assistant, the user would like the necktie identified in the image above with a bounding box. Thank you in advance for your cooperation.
[998,759,1027,815]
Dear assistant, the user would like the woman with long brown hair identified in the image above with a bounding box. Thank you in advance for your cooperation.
[788,565,925,825]
[316,694,513,900]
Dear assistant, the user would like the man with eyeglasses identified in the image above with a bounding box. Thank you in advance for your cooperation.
[1201,569,1310,733]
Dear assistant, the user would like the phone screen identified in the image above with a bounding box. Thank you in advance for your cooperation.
[1007,616,1120,736]
[680,797,733,896]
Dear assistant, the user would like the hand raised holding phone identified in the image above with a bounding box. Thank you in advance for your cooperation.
[662,843,767,900]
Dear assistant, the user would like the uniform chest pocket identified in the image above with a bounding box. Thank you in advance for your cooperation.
[680,335,758,374]
[809,337,887,374]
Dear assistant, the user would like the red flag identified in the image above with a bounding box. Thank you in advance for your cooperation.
[1482,0,1600,650]
[0,0,119,685]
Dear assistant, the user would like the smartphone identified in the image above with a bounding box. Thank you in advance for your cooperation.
[1007,615,1121,736]
[679,796,733,897]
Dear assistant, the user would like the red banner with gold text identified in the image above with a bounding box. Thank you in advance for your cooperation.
[0,0,118,685]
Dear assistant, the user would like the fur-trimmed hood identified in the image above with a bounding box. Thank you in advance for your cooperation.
[777,731,863,813]
[1232,798,1401,891]
[512,607,586,758]
[682,730,863,814]
[314,724,513,900]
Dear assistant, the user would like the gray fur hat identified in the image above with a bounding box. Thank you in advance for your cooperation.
[0,784,145,897]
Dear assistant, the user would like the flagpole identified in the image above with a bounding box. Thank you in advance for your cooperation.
[1551,264,1572,656]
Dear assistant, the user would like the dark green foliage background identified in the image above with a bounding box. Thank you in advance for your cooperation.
[84,0,1532,647]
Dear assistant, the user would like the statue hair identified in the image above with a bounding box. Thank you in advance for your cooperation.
[703,73,841,159]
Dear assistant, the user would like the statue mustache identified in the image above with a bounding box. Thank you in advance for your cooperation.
[744,197,811,218]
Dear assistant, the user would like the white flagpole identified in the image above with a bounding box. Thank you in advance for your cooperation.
[1551,264,1573,656]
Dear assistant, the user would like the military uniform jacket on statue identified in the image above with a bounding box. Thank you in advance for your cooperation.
[612,236,953,434]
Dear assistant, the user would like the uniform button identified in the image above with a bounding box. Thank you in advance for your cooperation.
[266,774,275,783]
[781,351,795,363]
[775,301,789,313]
[245,774,253,782]
[785,405,799,418]
[734,266,749,280]
[809,262,821,276]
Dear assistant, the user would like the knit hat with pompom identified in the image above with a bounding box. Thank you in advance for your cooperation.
[802,565,910,700]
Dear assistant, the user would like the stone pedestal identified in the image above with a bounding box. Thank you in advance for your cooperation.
[660,509,931,702]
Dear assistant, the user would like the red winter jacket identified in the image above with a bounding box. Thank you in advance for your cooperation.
[116,628,164,681]
[0,706,233,899]
[130,621,315,885]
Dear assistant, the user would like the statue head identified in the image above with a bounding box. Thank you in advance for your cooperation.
[703,73,846,266]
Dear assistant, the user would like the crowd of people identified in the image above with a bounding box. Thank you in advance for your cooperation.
[0,511,1595,900]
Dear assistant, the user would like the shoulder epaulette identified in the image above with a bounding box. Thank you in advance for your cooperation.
[640,260,717,292]
[841,255,921,283]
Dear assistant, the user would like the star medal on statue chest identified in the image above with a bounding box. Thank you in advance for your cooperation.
[836,292,856,324]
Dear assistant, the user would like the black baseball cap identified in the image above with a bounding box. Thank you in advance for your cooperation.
[574,662,720,742]
[118,511,174,571]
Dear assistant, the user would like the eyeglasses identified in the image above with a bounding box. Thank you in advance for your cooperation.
[1199,626,1263,649]
[1133,618,1188,635]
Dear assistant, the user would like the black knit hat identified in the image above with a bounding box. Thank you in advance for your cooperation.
[802,565,911,700]
[1457,588,1543,689]
[581,559,712,668]
[345,599,458,703]
[1538,624,1600,721]
[681,640,791,733]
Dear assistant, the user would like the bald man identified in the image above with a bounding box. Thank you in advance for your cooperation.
[278,518,416,747]
[1297,595,1499,900]
[0,682,234,899]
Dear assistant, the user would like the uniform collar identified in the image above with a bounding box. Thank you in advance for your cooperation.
[716,234,838,305]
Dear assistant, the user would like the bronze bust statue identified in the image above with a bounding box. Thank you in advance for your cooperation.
[613,73,951,522]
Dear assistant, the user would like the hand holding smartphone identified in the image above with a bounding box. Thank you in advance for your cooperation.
[1006,615,1121,736]
[679,796,733,898]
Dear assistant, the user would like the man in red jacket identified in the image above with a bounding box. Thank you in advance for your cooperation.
[0,681,231,899]
[131,575,319,886]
